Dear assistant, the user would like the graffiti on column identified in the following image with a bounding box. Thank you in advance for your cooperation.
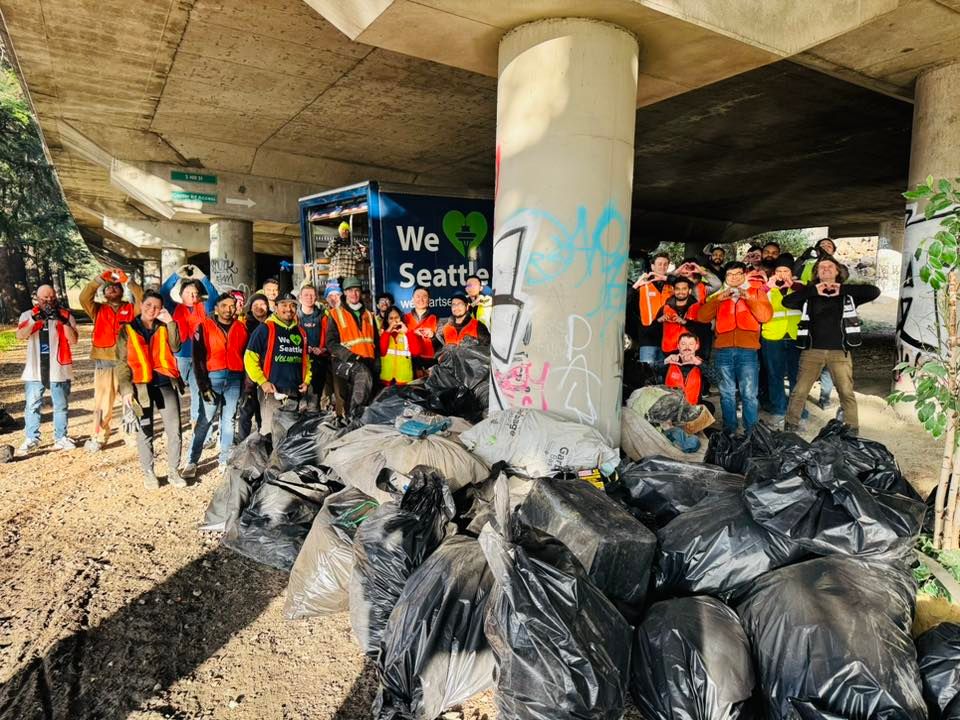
[210,257,250,296]
[489,203,628,427]
[895,204,950,382]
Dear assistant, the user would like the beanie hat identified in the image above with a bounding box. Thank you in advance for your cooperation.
[338,221,350,233]
[324,280,343,299]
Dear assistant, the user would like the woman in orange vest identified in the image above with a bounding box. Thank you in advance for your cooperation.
[116,290,185,490]
[435,292,491,349]
[379,306,418,386]
[404,286,438,377]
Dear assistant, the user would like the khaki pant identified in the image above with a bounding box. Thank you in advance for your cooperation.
[786,349,858,429]
[91,365,119,444]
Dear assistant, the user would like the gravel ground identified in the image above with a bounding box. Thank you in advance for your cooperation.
[0,320,951,719]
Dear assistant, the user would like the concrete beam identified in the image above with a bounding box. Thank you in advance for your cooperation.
[102,217,210,253]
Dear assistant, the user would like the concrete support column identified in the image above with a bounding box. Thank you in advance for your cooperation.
[209,219,255,294]
[879,219,905,252]
[489,18,639,446]
[161,247,187,281]
[142,259,162,289]
[897,62,960,380]
[292,236,305,289]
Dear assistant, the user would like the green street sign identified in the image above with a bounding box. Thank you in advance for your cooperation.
[171,170,217,184]
[171,190,217,204]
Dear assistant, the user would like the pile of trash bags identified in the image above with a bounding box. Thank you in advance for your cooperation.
[201,349,938,720]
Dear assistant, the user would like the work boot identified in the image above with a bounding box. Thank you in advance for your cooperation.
[168,470,187,488]
[142,470,160,490]
[181,463,197,479]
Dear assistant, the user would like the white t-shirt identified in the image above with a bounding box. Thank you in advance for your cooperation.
[18,310,74,383]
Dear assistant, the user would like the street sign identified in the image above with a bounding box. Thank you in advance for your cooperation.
[171,170,217,184]
[171,190,217,203]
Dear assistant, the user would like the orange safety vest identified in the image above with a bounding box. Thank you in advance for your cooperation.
[201,317,248,372]
[125,323,179,384]
[660,300,702,353]
[92,302,136,348]
[693,282,708,303]
[442,317,479,346]
[173,303,206,346]
[715,289,762,334]
[332,307,376,359]
[638,282,673,327]
[262,321,310,383]
[665,363,702,407]
[404,311,438,358]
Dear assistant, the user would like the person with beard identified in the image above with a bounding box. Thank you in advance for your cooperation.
[15,285,79,455]
[374,291,394,333]
[235,292,270,441]
[657,277,706,356]
[435,292,491,348]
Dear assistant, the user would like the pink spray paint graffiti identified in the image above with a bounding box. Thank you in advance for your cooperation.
[493,359,551,410]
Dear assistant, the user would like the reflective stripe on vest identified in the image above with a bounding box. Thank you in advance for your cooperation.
[442,318,479,346]
[333,307,376,358]
[93,303,136,348]
[125,324,179,384]
[665,363,702,407]
[796,294,862,349]
[262,321,310,383]
[202,317,248,372]
[638,283,673,327]
[380,333,413,384]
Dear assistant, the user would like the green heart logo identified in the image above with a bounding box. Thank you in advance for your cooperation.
[290,334,302,346]
[443,210,488,257]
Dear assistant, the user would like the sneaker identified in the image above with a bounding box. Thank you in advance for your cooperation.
[53,437,76,451]
[15,440,40,457]
[84,438,102,453]
[181,463,197,479]
[168,471,187,488]
[143,471,160,490]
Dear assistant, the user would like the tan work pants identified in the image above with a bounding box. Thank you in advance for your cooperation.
[91,365,119,444]
[786,348,858,429]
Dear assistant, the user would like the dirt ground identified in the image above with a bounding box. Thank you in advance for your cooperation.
[0,312,951,720]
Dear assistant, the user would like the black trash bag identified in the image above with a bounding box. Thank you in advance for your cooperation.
[373,535,495,720]
[270,399,301,444]
[631,596,755,720]
[706,424,807,474]
[283,487,378,619]
[744,444,925,562]
[517,476,657,607]
[360,382,434,426]
[424,343,489,421]
[706,431,751,474]
[916,622,960,720]
[736,556,926,720]
[201,432,272,531]
[655,492,805,600]
[269,412,340,472]
[222,466,331,571]
[479,494,632,720]
[615,457,744,527]
[349,467,456,657]
[814,419,920,500]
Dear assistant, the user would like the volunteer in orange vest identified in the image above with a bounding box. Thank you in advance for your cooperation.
[404,286,438,377]
[15,285,79,456]
[657,277,705,355]
[435,292,491,349]
[696,261,773,433]
[182,292,249,477]
[379,305,419,386]
[244,293,311,434]
[325,276,378,418]
[631,252,673,364]
[80,267,143,452]
[664,332,705,407]
[116,290,184,490]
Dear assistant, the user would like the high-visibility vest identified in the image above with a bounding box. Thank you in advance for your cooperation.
[442,317,479,346]
[125,323,179,384]
[470,296,491,328]
[665,363,702,407]
[332,307,376,359]
[404,311,437,358]
[92,302,135,348]
[200,317,248,372]
[660,300,702,353]
[715,289,762,334]
[796,293,862,350]
[172,303,206,346]
[638,282,673,327]
[380,332,413,385]
[261,320,310,382]
[762,288,802,341]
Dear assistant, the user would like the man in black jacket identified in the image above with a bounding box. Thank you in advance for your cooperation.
[782,257,880,434]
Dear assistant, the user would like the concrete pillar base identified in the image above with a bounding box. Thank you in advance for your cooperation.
[209,219,255,294]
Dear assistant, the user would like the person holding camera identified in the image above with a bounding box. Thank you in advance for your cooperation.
[80,267,143,452]
[16,285,79,455]
[182,292,249,477]
[782,257,880,434]
[116,291,184,490]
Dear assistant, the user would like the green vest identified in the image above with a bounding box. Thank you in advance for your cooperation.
[762,287,802,341]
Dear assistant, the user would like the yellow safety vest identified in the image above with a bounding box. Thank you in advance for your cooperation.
[762,288,802,341]
[379,332,413,384]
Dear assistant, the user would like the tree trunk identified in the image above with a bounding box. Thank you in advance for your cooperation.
[945,270,960,550]
[0,244,32,322]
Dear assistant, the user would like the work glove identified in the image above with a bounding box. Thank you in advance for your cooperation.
[101,268,128,284]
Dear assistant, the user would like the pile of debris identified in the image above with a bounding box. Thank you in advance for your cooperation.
[200,345,958,720]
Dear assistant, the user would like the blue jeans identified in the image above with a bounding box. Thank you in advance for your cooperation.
[714,347,760,433]
[819,369,833,405]
[637,346,664,365]
[664,427,701,453]
[190,371,242,464]
[177,356,204,425]
[760,337,800,416]
[24,380,71,442]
